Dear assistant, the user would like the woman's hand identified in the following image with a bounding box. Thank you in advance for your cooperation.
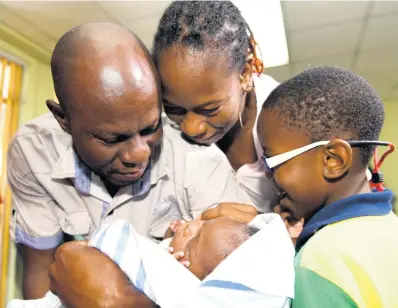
[49,241,156,308]
[197,203,303,245]
[198,203,258,223]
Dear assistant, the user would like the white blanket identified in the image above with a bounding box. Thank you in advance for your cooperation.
[91,213,295,308]
[8,214,294,308]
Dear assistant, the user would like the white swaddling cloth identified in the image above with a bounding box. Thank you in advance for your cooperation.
[8,213,294,308]
[173,213,295,308]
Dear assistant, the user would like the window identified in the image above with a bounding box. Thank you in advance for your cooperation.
[0,55,23,304]
[0,58,23,177]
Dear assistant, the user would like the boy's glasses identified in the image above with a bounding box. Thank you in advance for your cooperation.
[261,140,393,175]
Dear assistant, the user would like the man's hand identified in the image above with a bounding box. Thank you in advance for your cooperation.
[198,203,258,223]
[274,205,304,246]
[49,241,156,308]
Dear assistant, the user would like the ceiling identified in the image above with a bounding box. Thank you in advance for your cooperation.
[0,1,397,101]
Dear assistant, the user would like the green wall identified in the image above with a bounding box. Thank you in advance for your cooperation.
[0,23,54,303]
[380,101,398,210]
[0,24,54,125]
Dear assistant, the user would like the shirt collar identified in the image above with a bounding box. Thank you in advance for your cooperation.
[51,144,168,198]
[51,146,76,179]
[149,141,168,185]
[296,190,393,253]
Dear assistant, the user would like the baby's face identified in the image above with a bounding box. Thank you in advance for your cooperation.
[170,220,206,253]
[169,217,245,280]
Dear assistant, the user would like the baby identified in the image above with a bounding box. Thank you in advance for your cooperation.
[8,215,293,308]
[168,218,259,279]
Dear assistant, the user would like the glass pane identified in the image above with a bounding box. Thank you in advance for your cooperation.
[2,64,11,100]
[0,103,7,175]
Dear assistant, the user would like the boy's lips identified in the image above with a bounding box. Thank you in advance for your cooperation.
[279,199,298,218]
[279,200,292,212]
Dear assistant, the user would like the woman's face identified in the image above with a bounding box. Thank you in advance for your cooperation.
[157,46,251,145]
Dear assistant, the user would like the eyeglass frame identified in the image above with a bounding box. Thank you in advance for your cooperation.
[261,140,390,174]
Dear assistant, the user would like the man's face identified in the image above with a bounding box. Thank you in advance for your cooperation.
[257,109,328,222]
[170,218,246,280]
[66,57,163,187]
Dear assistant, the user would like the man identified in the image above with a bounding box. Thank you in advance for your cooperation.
[8,22,251,300]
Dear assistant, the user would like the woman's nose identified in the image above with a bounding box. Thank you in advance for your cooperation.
[180,112,207,140]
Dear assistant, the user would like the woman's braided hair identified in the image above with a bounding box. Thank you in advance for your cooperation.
[153,1,263,75]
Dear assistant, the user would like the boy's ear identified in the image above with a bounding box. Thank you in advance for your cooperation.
[46,99,71,134]
[323,139,352,181]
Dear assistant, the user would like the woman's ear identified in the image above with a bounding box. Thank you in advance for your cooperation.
[46,99,71,134]
[240,59,254,93]
[322,139,352,181]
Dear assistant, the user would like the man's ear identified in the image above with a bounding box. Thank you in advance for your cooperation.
[46,99,70,134]
[240,59,254,93]
[323,139,352,181]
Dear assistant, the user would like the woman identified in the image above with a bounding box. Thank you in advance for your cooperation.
[152,1,280,213]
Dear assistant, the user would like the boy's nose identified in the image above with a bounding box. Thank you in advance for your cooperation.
[264,170,273,179]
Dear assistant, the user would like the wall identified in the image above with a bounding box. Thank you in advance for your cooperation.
[0,24,53,125]
[379,101,398,210]
[0,23,54,302]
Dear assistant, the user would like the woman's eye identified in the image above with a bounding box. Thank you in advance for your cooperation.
[164,104,187,116]
[200,106,221,116]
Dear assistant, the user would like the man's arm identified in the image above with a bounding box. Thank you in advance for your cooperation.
[49,242,156,308]
[18,245,57,299]
[8,140,63,298]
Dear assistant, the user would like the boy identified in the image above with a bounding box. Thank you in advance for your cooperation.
[258,65,398,307]
[8,214,294,308]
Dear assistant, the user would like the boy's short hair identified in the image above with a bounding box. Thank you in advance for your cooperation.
[262,65,385,165]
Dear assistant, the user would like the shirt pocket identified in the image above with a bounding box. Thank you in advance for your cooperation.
[147,197,185,240]
[58,210,92,237]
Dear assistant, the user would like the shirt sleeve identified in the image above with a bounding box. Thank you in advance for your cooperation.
[183,146,254,218]
[7,139,63,250]
[293,266,358,308]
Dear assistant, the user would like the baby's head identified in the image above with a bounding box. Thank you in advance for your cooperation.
[170,217,259,280]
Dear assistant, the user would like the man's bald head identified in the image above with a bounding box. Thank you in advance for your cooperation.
[51,22,158,113]
[48,23,163,188]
